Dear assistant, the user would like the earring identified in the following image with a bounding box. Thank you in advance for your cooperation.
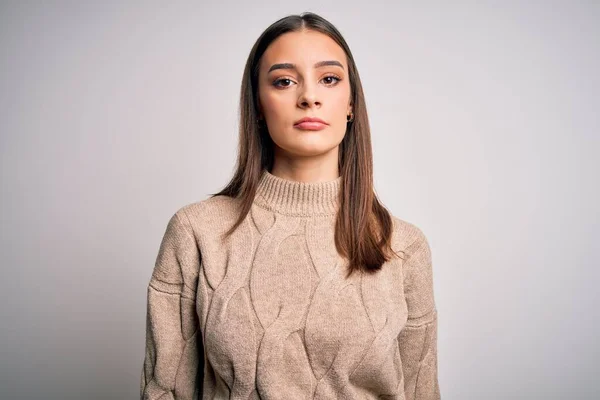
[347,111,354,122]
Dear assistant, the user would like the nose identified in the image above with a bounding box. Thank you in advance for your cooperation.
[297,81,321,108]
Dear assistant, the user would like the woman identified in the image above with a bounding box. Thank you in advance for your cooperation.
[140,12,440,400]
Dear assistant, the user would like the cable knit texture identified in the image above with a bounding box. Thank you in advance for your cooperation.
[140,170,440,399]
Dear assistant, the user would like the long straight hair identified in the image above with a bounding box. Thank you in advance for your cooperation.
[210,12,399,277]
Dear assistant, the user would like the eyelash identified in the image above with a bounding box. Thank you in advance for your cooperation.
[272,74,342,89]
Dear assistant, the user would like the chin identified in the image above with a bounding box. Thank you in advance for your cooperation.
[286,142,340,157]
[273,130,343,156]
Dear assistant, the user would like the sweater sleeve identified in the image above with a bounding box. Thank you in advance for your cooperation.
[398,228,440,400]
[140,209,203,400]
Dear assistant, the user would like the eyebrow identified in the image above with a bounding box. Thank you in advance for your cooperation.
[267,60,344,73]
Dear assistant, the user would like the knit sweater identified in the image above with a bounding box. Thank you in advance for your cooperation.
[140,170,440,400]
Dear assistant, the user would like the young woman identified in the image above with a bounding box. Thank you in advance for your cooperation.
[141,12,440,400]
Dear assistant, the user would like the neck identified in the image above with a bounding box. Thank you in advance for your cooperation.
[254,169,342,217]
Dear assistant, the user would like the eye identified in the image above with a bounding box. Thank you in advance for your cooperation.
[273,78,295,88]
[322,75,342,86]
[272,74,342,89]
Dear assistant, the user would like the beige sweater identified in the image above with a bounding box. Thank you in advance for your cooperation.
[140,170,440,399]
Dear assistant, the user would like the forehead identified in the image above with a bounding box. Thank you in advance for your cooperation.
[260,30,347,71]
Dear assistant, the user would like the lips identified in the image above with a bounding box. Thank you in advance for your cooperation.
[293,117,328,130]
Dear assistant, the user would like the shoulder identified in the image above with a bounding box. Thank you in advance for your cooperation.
[389,214,430,259]
[169,195,243,238]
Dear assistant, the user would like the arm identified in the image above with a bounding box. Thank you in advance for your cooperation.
[140,209,203,400]
[398,228,440,400]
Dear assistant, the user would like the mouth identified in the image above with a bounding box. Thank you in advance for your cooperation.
[293,117,328,131]
[294,121,328,130]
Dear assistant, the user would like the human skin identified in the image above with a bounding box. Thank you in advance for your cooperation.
[257,29,353,183]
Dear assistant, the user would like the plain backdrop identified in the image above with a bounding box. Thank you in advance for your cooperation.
[1,1,598,399]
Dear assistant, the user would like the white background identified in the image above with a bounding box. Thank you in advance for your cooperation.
[1,1,598,399]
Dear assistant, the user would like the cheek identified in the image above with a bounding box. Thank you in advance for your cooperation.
[329,97,351,127]
[334,85,352,109]
[260,91,292,119]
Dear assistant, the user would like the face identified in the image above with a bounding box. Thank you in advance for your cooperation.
[257,29,352,159]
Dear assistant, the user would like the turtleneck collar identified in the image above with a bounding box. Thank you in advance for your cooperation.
[254,169,342,217]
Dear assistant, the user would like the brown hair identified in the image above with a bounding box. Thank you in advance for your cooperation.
[210,12,399,277]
